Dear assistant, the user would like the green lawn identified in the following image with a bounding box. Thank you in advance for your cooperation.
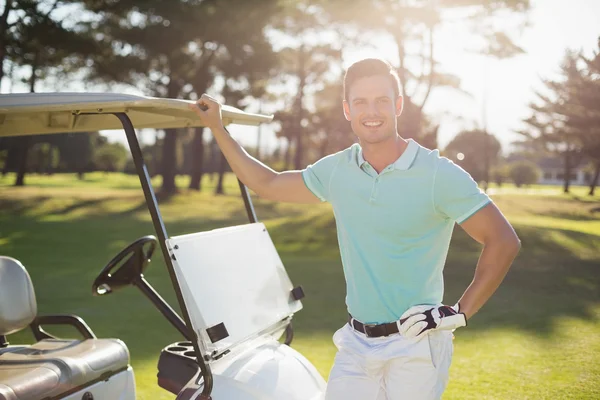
[1,172,599,399]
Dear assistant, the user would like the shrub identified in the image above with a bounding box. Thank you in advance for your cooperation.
[509,160,541,187]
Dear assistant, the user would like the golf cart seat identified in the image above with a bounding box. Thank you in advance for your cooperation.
[0,256,133,400]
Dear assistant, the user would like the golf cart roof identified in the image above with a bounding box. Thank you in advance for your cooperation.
[0,92,273,137]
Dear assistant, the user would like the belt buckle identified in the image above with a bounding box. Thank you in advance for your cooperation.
[363,323,378,337]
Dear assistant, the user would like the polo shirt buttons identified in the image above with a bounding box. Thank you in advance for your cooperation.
[370,176,380,201]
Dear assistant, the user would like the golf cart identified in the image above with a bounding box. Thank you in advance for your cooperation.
[0,93,327,399]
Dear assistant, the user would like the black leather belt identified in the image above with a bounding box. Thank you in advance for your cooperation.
[348,314,402,338]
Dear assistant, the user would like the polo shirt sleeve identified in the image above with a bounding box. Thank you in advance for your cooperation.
[301,152,341,202]
[433,157,492,224]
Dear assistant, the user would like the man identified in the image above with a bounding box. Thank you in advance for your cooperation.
[189,58,521,400]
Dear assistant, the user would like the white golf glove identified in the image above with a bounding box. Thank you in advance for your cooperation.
[398,303,467,338]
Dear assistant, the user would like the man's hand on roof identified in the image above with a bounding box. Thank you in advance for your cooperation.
[189,93,223,131]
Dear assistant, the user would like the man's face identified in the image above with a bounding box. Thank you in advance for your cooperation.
[343,74,403,145]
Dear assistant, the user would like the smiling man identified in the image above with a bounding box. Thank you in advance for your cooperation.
[189,58,521,400]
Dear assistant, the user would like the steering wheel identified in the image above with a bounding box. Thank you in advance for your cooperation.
[92,235,157,296]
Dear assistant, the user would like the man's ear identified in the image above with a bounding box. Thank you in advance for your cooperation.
[343,100,351,121]
[395,96,404,117]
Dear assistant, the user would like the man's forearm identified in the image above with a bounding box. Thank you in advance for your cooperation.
[210,126,277,196]
[458,237,520,320]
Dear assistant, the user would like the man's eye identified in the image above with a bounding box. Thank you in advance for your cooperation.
[377,98,389,103]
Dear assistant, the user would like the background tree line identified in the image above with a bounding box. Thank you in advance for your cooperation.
[517,38,600,195]
[1,0,597,195]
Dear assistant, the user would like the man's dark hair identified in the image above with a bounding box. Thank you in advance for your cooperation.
[343,58,401,101]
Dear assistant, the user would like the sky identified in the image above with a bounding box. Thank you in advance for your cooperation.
[2,0,599,157]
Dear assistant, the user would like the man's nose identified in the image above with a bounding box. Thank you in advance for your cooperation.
[367,101,379,115]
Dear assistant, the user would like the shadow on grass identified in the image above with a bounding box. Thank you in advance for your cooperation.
[54,198,108,215]
[443,224,599,338]
[0,192,311,227]
[536,210,600,221]
[0,196,52,214]
[567,192,599,203]
[1,197,599,364]
[495,194,600,221]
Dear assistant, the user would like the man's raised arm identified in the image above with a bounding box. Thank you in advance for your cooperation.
[189,94,319,204]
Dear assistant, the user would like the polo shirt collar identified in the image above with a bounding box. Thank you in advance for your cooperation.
[356,139,419,171]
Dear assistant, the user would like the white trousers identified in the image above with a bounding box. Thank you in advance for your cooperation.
[325,317,453,400]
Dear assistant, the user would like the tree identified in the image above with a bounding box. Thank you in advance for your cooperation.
[76,0,201,193]
[7,1,97,91]
[518,49,597,194]
[491,162,510,187]
[187,1,279,191]
[303,81,354,161]
[2,0,98,186]
[509,160,540,188]
[567,39,600,195]
[269,3,344,169]
[55,132,103,178]
[0,0,37,85]
[94,142,128,172]
[26,142,59,174]
[444,130,501,183]
[77,0,280,194]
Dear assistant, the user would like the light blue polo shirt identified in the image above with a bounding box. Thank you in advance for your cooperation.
[302,139,491,324]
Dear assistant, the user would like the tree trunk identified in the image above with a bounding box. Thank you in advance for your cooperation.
[215,151,227,195]
[188,127,205,190]
[293,48,307,170]
[319,135,329,159]
[293,121,304,170]
[589,161,600,196]
[189,78,208,189]
[14,137,31,186]
[13,60,39,186]
[0,0,13,86]
[256,114,262,160]
[563,151,571,194]
[483,130,490,192]
[1,146,10,176]
[161,128,178,194]
[161,79,181,194]
[2,140,16,176]
[283,138,292,170]
[208,137,218,183]
[395,31,407,96]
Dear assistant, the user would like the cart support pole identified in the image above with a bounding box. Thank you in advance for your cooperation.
[114,113,213,399]
[237,179,258,223]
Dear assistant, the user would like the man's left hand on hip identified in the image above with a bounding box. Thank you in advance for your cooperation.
[399,304,467,338]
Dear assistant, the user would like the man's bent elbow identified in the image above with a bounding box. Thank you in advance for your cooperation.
[252,176,283,201]
[487,229,521,256]
[238,171,279,201]
[504,231,521,257]
[252,184,275,201]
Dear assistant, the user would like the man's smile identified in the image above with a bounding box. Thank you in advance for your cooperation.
[362,120,384,128]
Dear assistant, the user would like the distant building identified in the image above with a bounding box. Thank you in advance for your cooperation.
[537,157,598,186]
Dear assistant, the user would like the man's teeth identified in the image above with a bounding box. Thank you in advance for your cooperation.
[363,121,383,127]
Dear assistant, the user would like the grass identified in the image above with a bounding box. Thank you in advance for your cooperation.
[1,172,599,399]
